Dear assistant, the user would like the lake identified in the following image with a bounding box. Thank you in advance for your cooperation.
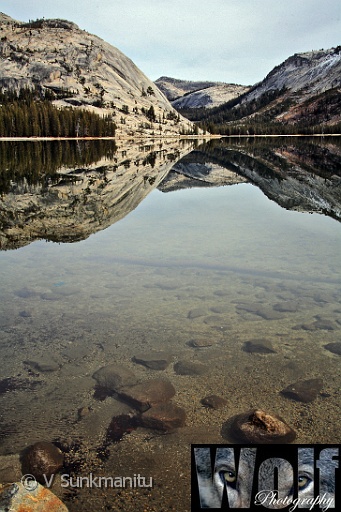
[0,136,340,511]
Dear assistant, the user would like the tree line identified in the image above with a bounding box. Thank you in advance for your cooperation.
[0,87,116,138]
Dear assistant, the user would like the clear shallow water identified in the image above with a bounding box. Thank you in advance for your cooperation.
[0,139,340,510]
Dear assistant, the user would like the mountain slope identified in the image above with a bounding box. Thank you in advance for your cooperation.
[174,47,341,132]
[155,76,249,109]
[0,14,197,137]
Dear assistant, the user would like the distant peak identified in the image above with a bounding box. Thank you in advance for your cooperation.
[0,12,20,24]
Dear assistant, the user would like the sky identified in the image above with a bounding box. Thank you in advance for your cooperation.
[1,0,340,85]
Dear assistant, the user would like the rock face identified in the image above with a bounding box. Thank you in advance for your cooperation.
[0,14,196,137]
[192,46,341,127]
[155,76,249,109]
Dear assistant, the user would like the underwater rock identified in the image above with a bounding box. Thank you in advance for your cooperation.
[106,414,139,442]
[0,377,42,395]
[0,482,69,511]
[226,409,296,443]
[132,352,172,370]
[242,339,276,354]
[92,363,138,391]
[24,359,59,372]
[187,308,207,319]
[19,310,32,318]
[188,338,214,348]
[281,378,323,403]
[0,454,21,484]
[255,307,285,320]
[140,403,186,431]
[117,379,176,412]
[21,441,64,484]
[293,320,336,331]
[201,395,227,409]
[324,342,341,355]
[77,406,91,420]
[273,301,299,312]
[174,360,207,376]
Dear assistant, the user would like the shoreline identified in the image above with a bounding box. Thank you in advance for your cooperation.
[0,133,340,142]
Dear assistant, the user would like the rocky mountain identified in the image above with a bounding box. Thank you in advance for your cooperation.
[0,13,196,137]
[192,47,341,130]
[155,76,249,109]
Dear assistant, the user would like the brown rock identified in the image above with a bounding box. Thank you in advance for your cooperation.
[117,379,176,411]
[92,364,138,391]
[140,403,186,431]
[174,360,207,376]
[201,395,227,409]
[132,352,172,370]
[21,442,64,484]
[242,339,276,354]
[281,378,323,403]
[226,409,296,444]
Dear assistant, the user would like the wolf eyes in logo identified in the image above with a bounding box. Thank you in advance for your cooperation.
[193,447,338,509]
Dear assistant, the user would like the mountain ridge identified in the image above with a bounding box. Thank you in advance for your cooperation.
[160,47,341,133]
[0,13,197,137]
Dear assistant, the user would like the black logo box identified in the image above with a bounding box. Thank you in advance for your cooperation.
[191,444,340,510]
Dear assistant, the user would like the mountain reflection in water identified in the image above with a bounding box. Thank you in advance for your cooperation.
[0,136,341,251]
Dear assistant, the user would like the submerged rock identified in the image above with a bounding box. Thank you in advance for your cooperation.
[201,395,227,409]
[132,352,172,370]
[117,379,176,411]
[324,342,341,355]
[174,360,207,376]
[226,409,296,443]
[24,359,60,372]
[92,363,138,391]
[242,339,276,354]
[281,378,323,403]
[140,403,186,431]
[21,441,64,484]
[188,339,214,348]
[187,308,207,319]
[0,482,68,511]
[106,414,139,442]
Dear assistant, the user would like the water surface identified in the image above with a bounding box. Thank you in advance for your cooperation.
[0,137,340,511]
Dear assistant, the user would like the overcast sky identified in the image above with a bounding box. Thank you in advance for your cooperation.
[2,0,340,85]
